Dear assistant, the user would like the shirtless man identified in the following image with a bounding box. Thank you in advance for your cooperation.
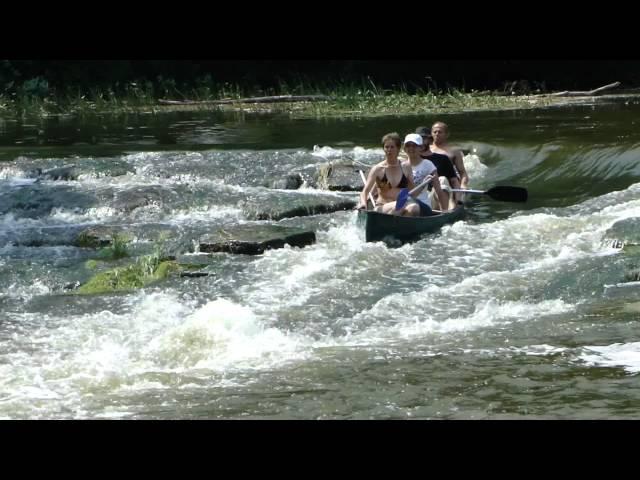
[417,122,469,209]
[431,121,469,206]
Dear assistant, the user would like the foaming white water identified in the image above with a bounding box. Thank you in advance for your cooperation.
[243,245,341,308]
[239,220,365,309]
[144,298,305,371]
[0,166,32,180]
[0,292,309,418]
[579,342,640,374]
[170,205,244,222]
[0,166,20,179]
[463,153,489,181]
[352,146,384,164]
[0,212,44,228]
[501,344,569,356]
[453,193,640,269]
[123,152,167,164]
[5,279,52,299]
[342,293,573,346]
[206,189,640,352]
[228,188,640,345]
[596,194,640,219]
[312,145,344,159]
[49,206,118,222]
[1,207,115,228]
[312,145,383,166]
[321,217,367,251]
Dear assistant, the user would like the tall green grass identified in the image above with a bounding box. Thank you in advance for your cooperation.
[0,77,552,118]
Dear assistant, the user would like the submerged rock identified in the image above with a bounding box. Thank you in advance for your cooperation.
[112,187,165,212]
[40,165,78,181]
[199,224,316,255]
[269,173,304,190]
[76,226,127,248]
[95,161,136,178]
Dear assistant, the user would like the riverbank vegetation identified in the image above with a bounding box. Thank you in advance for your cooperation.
[0,61,634,120]
[0,78,556,119]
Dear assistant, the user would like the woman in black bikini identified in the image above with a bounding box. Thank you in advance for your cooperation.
[357,132,417,215]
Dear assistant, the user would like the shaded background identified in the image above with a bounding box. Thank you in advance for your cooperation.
[2,60,638,96]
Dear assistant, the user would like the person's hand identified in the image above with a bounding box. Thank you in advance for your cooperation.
[356,203,367,210]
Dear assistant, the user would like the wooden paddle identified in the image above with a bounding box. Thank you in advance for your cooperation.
[450,186,528,203]
[358,170,376,209]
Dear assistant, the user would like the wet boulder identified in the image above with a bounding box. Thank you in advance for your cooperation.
[112,187,165,212]
[315,162,364,191]
[199,224,316,255]
[179,271,213,278]
[269,173,304,190]
[75,256,179,295]
[96,160,136,178]
[252,199,356,220]
[604,218,640,251]
[76,226,128,248]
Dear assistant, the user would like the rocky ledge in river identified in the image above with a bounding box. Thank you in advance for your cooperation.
[199,224,316,255]
[267,162,364,193]
[251,199,356,221]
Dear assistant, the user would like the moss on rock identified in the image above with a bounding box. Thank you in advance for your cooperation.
[76,257,179,295]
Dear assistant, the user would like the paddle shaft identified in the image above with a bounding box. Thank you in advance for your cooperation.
[359,170,376,207]
[450,188,485,194]
[450,186,528,202]
[408,175,434,196]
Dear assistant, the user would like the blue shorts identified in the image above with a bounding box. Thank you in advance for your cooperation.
[415,199,434,216]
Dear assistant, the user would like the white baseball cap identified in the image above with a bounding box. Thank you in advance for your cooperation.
[403,133,423,146]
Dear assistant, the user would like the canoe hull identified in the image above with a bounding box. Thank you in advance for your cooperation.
[357,204,465,243]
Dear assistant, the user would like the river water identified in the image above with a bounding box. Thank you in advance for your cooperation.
[1,98,640,419]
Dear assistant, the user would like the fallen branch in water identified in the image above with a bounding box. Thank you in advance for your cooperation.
[534,81,621,97]
[159,95,333,106]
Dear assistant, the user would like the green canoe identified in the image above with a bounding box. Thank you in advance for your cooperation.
[357,203,465,243]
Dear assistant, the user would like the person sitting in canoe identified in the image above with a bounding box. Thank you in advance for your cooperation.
[415,126,433,148]
[415,125,455,210]
[401,133,449,215]
[428,121,469,209]
[357,132,419,215]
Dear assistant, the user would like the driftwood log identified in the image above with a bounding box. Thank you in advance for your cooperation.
[534,81,621,97]
[159,95,333,106]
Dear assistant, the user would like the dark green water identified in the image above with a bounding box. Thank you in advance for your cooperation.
[1,96,640,419]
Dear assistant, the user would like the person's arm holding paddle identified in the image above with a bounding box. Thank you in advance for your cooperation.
[452,148,469,189]
[429,172,450,211]
[357,166,380,210]
[392,162,416,215]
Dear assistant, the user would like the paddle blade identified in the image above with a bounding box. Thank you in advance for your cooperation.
[485,186,528,202]
[395,188,410,210]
